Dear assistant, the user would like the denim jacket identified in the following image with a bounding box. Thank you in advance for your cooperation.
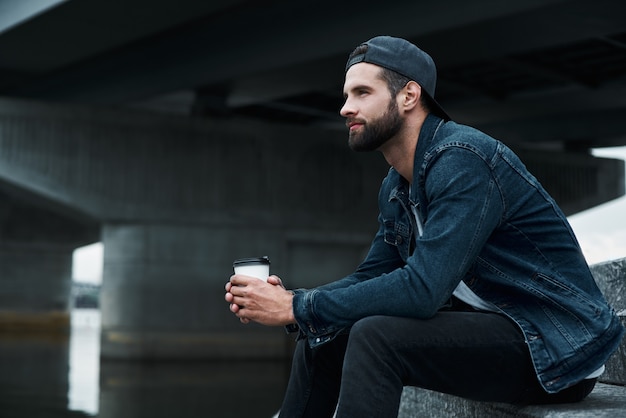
[292,114,624,393]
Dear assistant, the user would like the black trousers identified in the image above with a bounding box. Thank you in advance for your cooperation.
[279,307,596,418]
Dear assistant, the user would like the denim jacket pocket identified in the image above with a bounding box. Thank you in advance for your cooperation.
[531,272,603,319]
[383,219,412,261]
[528,272,604,350]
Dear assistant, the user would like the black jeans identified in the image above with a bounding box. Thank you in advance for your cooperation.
[278,308,596,418]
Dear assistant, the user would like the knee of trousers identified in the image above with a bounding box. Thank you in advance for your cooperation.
[342,316,406,383]
[347,316,395,357]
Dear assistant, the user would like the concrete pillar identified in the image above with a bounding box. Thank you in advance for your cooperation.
[0,241,74,332]
[99,223,291,360]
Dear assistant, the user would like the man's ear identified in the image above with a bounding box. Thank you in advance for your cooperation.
[402,81,422,111]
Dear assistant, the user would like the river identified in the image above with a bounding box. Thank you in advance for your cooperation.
[0,309,289,418]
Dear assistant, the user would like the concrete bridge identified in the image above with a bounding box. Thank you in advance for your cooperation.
[1,0,626,361]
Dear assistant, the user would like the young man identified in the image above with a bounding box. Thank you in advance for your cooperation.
[225,36,624,417]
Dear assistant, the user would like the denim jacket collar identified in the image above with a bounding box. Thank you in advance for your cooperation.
[410,113,445,204]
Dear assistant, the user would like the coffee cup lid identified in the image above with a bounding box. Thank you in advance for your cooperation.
[233,256,270,267]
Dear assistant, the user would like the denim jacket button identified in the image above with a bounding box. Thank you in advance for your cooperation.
[396,235,403,244]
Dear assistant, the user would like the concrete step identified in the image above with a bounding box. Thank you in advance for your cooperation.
[398,382,626,418]
[590,258,626,385]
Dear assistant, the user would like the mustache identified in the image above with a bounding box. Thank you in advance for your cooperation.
[345,118,365,128]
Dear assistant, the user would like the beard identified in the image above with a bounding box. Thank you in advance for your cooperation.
[348,99,403,152]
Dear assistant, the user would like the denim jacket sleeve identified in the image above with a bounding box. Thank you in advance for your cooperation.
[291,180,407,344]
[292,145,503,345]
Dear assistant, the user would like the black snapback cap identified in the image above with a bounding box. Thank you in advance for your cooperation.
[346,36,450,121]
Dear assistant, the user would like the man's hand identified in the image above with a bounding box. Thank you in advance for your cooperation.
[225,274,295,326]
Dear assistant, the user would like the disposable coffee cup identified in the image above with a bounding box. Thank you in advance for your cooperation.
[233,256,271,282]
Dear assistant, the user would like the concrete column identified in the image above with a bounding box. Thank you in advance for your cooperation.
[0,241,73,332]
[99,223,290,360]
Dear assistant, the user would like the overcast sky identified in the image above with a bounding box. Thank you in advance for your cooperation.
[568,146,626,264]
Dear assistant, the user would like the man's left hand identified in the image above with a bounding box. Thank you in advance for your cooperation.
[225,274,295,326]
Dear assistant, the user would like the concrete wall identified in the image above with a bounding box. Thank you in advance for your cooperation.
[0,97,386,224]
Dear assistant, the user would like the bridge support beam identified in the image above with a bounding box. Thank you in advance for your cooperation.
[99,223,290,360]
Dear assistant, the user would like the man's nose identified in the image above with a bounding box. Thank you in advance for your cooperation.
[340,98,354,118]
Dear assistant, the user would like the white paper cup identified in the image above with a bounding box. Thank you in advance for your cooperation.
[233,256,270,281]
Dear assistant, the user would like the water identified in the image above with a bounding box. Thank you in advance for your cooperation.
[68,309,100,415]
[0,309,290,418]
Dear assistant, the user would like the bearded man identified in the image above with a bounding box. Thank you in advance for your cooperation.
[225,36,624,418]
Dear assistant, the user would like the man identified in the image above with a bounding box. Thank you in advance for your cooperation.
[225,36,624,417]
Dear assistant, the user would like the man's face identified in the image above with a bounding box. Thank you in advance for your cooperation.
[341,63,403,152]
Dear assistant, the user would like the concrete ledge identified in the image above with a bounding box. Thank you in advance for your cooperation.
[603,312,626,385]
[590,258,626,311]
[590,258,626,385]
[398,383,626,418]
